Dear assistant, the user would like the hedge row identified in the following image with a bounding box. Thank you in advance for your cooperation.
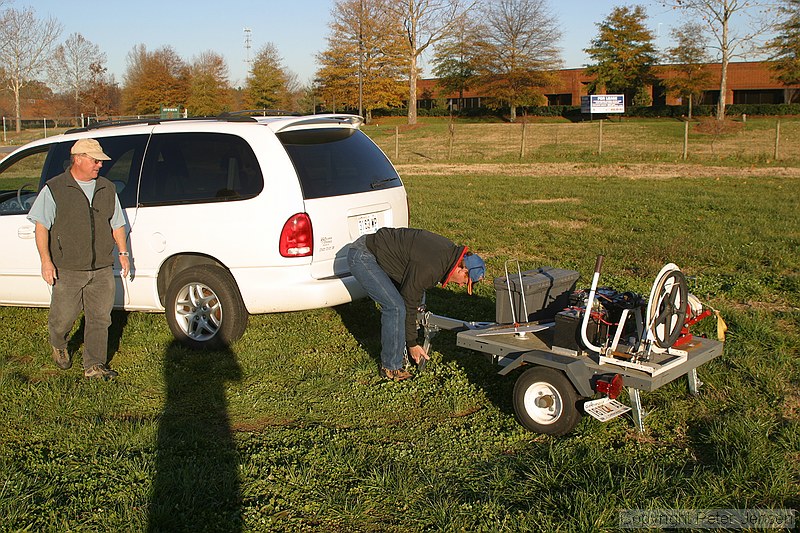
[371,103,800,119]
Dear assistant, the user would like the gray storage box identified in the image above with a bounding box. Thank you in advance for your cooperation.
[494,266,580,324]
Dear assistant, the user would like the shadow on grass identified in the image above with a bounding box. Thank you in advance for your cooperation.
[147,341,243,532]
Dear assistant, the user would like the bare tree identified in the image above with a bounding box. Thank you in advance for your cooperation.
[49,33,106,116]
[0,7,62,131]
[668,0,775,120]
[476,0,562,122]
[384,0,476,124]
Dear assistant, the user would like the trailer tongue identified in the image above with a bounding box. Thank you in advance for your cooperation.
[416,256,725,436]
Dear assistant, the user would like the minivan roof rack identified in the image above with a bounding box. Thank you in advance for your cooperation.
[65,114,259,134]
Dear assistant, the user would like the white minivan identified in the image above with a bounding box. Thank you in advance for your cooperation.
[0,114,409,348]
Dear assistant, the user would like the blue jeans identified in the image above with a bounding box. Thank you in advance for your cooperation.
[48,266,115,369]
[348,236,405,370]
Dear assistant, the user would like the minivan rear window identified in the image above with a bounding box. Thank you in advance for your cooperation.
[278,128,401,200]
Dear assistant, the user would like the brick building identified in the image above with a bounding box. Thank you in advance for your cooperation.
[417,61,800,110]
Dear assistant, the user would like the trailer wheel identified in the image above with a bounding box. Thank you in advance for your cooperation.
[513,367,581,436]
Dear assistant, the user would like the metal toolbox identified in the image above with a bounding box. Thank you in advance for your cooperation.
[493,266,580,324]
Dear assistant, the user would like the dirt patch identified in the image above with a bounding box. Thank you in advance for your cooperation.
[396,162,800,179]
[512,197,581,204]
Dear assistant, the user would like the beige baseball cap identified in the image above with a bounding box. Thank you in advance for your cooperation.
[70,138,111,160]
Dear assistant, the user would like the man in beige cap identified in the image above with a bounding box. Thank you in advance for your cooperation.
[27,138,130,380]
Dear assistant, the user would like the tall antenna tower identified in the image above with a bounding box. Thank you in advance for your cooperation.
[243,28,252,65]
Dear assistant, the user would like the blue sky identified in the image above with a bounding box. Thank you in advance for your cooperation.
[20,0,685,87]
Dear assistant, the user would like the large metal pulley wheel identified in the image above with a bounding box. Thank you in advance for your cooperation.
[645,263,688,349]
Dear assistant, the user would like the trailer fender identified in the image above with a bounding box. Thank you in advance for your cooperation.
[499,352,596,398]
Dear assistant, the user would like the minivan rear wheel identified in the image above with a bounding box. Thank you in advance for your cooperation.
[166,265,247,350]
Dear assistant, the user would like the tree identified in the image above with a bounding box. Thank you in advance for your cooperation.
[767,0,800,101]
[668,0,775,120]
[664,22,713,118]
[49,32,106,115]
[432,13,483,112]
[122,44,189,115]
[474,0,562,122]
[186,51,233,116]
[245,43,292,110]
[316,0,406,121]
[383,0,476,124]
[0,7,62,131]
[585,5,658,107]
[83,62,120,118]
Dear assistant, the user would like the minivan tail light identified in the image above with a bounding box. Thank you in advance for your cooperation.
[280,213,313,257]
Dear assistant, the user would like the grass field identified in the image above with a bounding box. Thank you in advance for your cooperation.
[1,121,799,531]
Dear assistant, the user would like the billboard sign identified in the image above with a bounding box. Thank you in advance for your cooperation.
[581,95,625,114]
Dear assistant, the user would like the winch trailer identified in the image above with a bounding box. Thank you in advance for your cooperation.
[416,256,725,436]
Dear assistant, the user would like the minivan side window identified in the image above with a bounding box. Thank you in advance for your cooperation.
[45,135,148,209]
[0,147,49,215]
[138,133,264,206]
[278,128,402,200]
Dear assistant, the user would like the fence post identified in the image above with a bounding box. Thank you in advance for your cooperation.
[683,120,689,161]
[519,120,527,159]
[395,126,399,160]
[598,119,603,155]
[44,118,47,138]
[774,119,781,161]
[448,121,454,160]
[2,116,5,144]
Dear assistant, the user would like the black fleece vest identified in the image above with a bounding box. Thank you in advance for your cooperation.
[47,171,116,271]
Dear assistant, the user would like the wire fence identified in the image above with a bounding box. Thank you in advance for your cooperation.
[3,115,799,165]
[1,115,161,145]
[366,118,800,164]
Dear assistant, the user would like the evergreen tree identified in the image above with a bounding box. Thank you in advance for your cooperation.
[584,5,658,106]
[768,0,800,100]
[245,43,291,110]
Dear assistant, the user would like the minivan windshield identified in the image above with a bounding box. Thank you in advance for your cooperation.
[278,128,401,199]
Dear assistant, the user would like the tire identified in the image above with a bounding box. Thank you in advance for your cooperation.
[166,265,248,350]
[513,367,582,436]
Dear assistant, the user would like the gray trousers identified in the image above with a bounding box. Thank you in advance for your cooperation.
[48,266,115,369]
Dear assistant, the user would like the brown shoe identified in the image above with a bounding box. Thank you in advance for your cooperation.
[51,346,71,370]
[84,363,119,381]
[380,367,412,381]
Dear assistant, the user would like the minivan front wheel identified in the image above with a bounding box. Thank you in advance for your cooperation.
[166,265,247,350]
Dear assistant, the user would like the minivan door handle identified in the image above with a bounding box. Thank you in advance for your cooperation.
[17,225,35,239]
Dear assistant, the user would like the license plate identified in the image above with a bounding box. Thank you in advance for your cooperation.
[357,214,379,235]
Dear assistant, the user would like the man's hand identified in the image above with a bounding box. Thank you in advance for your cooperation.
[409,344,429,365]
[41,260,57,286]
[119,255,130,278]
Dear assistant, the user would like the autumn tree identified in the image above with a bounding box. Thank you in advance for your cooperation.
[667,0,775,120]
[585,5,658,107]
[245,43,293,110]
[383,0,476,124]
[316,0,406,121]
[0,7,62,131]
[664,22,713,118]
[767,0,800,101]
[83,62,120,118]
[431,12,483,112]
[49,32,106,115]
[122,44,189,115]
[474,0,562,122]
[186,51,233,116]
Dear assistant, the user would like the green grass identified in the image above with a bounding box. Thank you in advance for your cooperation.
[1,145,799,530]
[365,117,800,165]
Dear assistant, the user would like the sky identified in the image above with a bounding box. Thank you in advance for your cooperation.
[19,0,689,88]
